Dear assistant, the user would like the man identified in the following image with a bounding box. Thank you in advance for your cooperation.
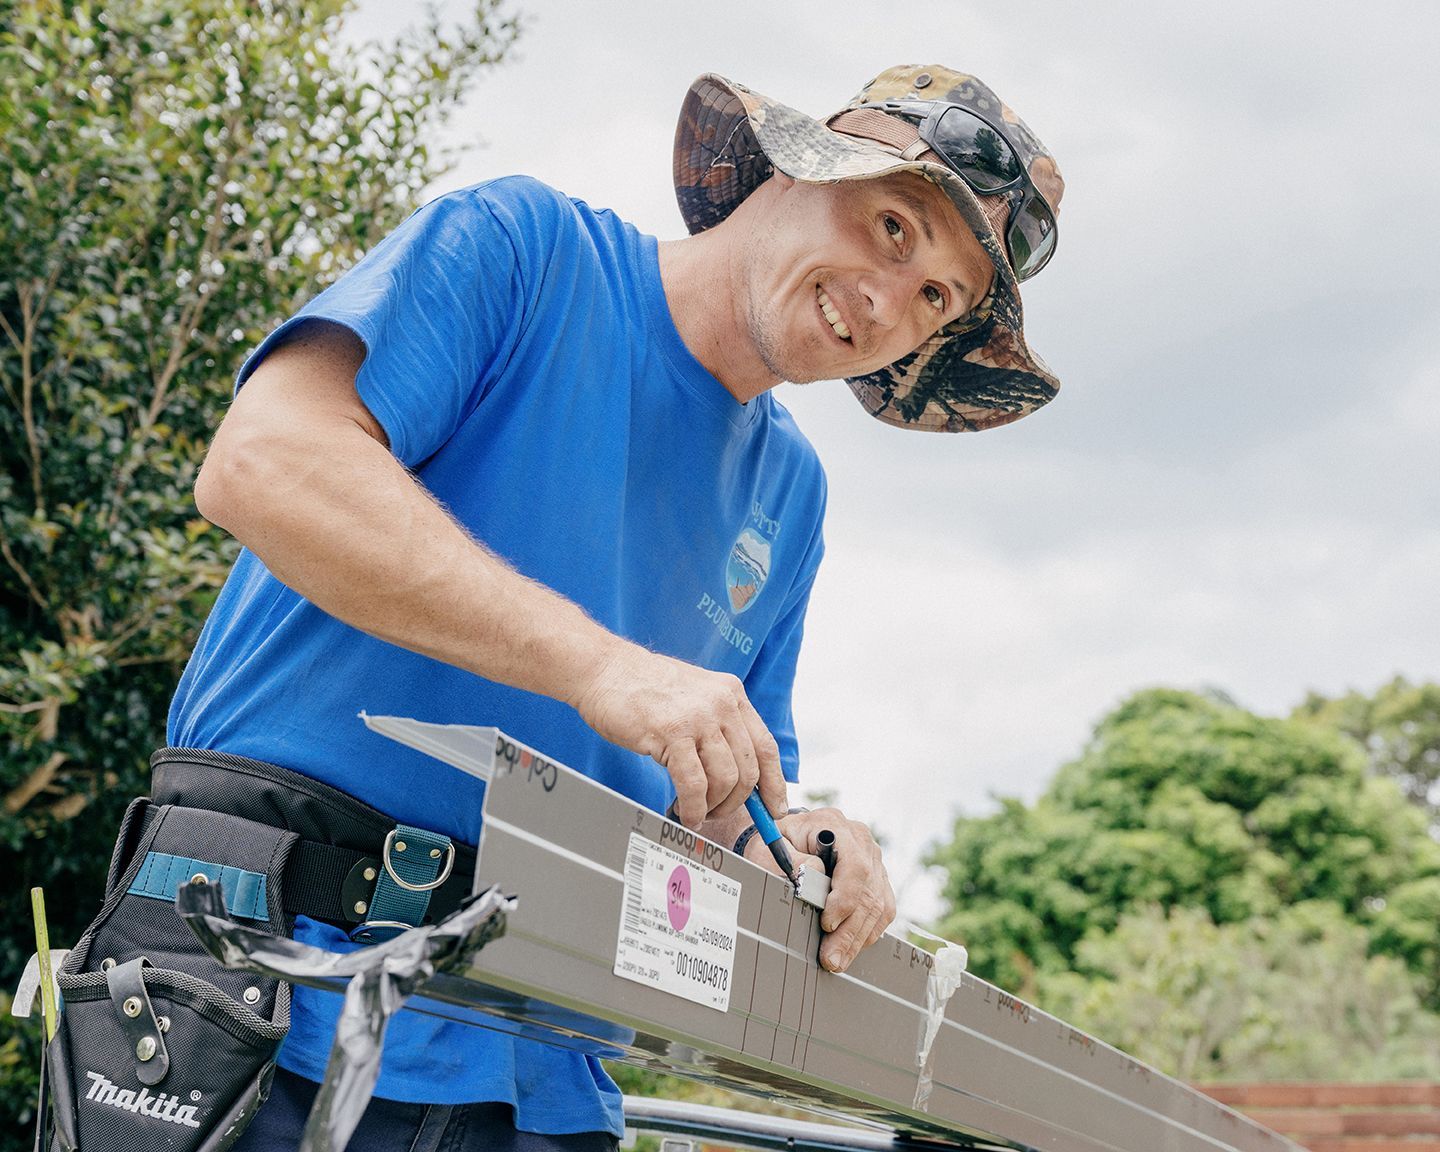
[173,65,1064,1150]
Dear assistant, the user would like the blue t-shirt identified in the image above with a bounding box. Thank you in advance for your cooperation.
[168,177,827,1132]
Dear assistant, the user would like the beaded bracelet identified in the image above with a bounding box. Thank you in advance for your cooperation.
[732,806,810,857]
[732,824,763,856]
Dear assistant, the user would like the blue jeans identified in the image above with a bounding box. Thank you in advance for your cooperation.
[232,1067,620,1152]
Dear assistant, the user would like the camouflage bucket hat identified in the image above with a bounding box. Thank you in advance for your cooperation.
[674,66,1064,433]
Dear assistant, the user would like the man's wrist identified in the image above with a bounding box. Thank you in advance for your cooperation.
[561,628,632,711]
[733,824,762,856]
[734,807,809,858]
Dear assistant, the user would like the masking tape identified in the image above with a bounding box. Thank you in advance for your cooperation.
[910,925,968,1110]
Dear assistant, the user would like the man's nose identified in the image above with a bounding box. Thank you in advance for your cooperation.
[857,268,922,331]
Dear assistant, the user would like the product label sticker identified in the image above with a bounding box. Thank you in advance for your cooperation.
[614,831,740,1012]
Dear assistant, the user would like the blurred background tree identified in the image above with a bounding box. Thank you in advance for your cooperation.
[1040,904,1440,1081]
[1294,676,1440,831]
[0,0,517,1138]
[927,684,1440,1080]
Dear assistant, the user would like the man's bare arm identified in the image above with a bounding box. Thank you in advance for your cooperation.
[195,321,786,828]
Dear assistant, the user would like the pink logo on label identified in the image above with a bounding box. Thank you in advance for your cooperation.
[666,865,692,931]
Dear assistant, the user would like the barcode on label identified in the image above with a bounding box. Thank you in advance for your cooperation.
[623,839,646,934]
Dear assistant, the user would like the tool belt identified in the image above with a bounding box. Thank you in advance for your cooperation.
[44,747,475,1152]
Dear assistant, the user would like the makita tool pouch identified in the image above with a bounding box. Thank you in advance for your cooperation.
[46,796,295,1151]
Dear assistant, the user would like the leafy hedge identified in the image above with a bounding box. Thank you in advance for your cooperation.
[0,1,517,1140]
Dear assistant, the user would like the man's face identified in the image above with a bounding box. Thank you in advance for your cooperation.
[740,171,995,385]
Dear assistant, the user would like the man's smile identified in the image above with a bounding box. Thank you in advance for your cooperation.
[815,283,853,344]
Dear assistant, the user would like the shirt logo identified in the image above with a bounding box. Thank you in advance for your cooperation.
[697,502,781,656]
[726,528,771,615]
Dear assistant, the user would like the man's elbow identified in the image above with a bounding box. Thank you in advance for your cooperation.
[194,449,232,531]
[194,325,378,536]
[194,419,284,537]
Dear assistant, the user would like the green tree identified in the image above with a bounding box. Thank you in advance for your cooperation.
[1039,903,1440,1081]
[1294,676,1440,830]
[926,688,1440,1011]
[0,0,517,1138]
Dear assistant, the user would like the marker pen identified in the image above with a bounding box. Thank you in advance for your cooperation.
[744,789,796,882]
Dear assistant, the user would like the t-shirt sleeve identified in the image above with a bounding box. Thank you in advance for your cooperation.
[235,187,525,467]
[745,527,825,785]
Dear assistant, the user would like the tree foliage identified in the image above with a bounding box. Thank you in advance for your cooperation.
[0,0,517,1137]
[1294,676,1440,830]
[1039,903,1440,1081]
[927,688,1440,1028]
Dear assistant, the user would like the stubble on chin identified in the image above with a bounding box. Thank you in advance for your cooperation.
[746,295,833,386]
[739,218,833,387]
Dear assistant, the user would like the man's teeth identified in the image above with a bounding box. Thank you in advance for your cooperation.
[816,286,852,341]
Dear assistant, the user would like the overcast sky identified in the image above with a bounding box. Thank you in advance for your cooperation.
[348,0,1440,919]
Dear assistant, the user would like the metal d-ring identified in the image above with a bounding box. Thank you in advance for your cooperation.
[382,829,454,892]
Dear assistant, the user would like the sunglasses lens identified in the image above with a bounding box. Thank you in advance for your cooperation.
[1008,194,1057,280]
[875,100,1060,280]
[931,106,1023,190]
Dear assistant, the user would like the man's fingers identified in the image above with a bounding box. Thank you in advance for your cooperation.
[820,890,884,972]
[817,820,877,932]
[722,714,762,799]
[795,850,825,875]
[795,814,895,971]
[661,738,707,828]
[826,883,892,971]
[576,648,787,824]
[871,843,898,945]
[702,713,758,822]
[849,841,896,951]
[696,732,742,819]
[742,697,787,816]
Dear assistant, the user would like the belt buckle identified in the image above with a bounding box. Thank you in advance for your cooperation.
[348,919,414,944]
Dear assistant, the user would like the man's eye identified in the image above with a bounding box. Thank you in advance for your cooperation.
[883,215,905,246]
[923,285,945,311]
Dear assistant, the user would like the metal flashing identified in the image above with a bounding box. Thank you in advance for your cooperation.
[357,719,1297,1152]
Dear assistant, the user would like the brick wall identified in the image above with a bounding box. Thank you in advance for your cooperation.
[1197,1083,1440,1152]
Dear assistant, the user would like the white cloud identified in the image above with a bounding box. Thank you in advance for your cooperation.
[345,0,1440,925]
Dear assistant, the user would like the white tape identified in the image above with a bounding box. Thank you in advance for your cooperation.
[909,924,967,1110]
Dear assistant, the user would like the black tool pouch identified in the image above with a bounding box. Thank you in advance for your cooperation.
[46,797,296,1151]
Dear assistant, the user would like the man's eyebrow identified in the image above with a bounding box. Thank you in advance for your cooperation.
[890,185,936,245]
[889,182,981,312]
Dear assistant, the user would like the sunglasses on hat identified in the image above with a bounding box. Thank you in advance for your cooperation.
[858,98,1058,281]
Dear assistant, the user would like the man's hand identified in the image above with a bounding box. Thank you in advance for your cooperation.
[573,644,787,829]
[742,807,896,973]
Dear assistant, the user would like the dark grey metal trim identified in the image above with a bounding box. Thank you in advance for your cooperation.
[622,1096,1001,1152]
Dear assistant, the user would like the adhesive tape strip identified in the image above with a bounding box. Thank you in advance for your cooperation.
[910,926,968,1110]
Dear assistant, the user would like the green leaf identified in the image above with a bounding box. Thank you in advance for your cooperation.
[0,0,520,1134]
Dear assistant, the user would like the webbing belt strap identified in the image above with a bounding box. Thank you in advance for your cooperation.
[826,108,943,164]
[142,750,475,934]
[127,803,475,929]
[261,831,473,927]
[356,823,454,942]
